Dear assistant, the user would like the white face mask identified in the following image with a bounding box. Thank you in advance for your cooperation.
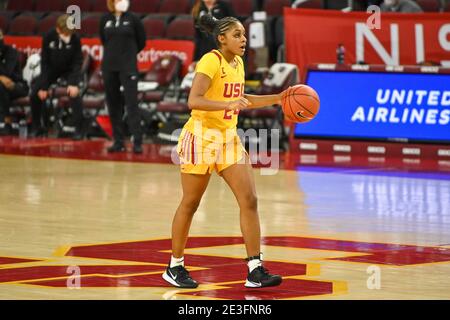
[59,34,71,44]
[115,0,129,12]
[384,0,396,6]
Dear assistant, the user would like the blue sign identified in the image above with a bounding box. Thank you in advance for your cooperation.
[294,70,450,143]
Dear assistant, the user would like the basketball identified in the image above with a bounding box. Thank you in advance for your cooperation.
[281,84,320,123]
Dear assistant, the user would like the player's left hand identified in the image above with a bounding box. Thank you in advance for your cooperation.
[227,97,251,111]
[67,85,79,98]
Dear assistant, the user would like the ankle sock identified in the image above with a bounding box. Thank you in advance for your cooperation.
[170,255,184,268]
[247,253,263,273]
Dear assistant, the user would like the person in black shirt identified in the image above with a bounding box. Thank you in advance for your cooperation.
[100,0,146,154]
[381,0,423,12]
[29,15,84,139]
[0,28,29,135]
[191,0,236,61]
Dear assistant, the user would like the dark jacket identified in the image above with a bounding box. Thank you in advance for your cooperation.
[0,43,23,83]
[380,0,423,12]
[99,11,146,72]
[193,0,235,61]
[40,29,83,90]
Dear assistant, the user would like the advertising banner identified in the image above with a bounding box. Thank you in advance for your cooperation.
[4,36,194,75]
[284,8,450,75]
[294,70,450,143]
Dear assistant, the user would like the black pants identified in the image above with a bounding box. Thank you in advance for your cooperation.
[30,74,83,131]
[103,70,142,145]
[0,81,29,121]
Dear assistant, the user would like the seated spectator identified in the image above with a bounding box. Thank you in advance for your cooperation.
[29,14,84,140]
[0,28,29,136]
[380,0,423,12]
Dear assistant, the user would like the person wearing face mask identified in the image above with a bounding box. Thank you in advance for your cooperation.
[100,0,146,154]
[191,0,236,61]
[380,0,423,12]
[29,14,84,139]
[0,28,29,136]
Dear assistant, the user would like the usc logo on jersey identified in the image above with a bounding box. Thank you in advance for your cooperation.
[223,83,245,98]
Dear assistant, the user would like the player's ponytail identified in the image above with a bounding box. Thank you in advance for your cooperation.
[199,14,240,47]
[198,14,217,34]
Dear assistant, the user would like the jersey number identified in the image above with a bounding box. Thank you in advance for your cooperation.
[223,109,240,120]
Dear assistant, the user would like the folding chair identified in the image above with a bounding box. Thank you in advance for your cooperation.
[152,64,194,142]
[239,63,299,150]
[80,67,110,138]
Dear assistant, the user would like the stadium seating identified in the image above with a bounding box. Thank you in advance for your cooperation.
[294,0,323,9]
[416,0,441,12]
[229,0,254,18]
[142,17,166,39]
[165,16,194,41]
[91,0,108,12]
[66,0,94,12]
[79,14,101,38]
[36,13,60,35]
[263,0,292,16]
[6,0,35,11]
[35,0,67,13]
[82,68,105,113]
[158,0,191,14]
[239,62,299,147]
[139,55,182,105]
[131,0,161,15]
[0,13,9,33]
[7,14,38,35]
[81,68,115,138]
[142,13,175,27]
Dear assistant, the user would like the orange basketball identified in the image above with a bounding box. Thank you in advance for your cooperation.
[281,84,320,123]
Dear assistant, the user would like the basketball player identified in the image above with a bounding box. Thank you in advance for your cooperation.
[162,15,288,289]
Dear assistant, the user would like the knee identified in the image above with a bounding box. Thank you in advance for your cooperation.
[181,197,201,214]
[240,193,258,212]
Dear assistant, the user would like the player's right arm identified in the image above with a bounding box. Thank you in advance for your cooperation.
[188,72,251,112]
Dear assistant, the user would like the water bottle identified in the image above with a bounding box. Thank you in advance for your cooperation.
[336,44,345,65]
[19,120,28,139]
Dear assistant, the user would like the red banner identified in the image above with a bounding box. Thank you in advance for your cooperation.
[284,8,450,77]
[4,36,194,76]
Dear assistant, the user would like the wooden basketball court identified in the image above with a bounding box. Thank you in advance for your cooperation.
[1,137,449,300]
